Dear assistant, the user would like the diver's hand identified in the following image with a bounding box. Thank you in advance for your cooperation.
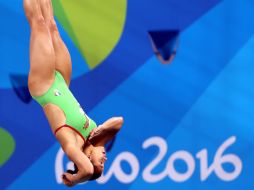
[62,173,75,187]
[89,117,123,146]
[61,145,94,187]
[62,168,93,187]
[89,125,105,140]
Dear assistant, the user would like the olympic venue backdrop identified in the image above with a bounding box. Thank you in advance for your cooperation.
[1,0,254,189]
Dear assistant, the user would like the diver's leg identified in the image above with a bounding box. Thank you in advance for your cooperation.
[24,0,55,96]
[39,0,72,86]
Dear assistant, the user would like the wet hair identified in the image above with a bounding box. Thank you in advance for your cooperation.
[67,163,102,181]
[66,164,78,175]
[89,165,102,181]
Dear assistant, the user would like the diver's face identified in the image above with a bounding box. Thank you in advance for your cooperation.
[90,146,107,171]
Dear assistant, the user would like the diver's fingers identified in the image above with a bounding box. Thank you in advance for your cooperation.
[62,173,75,187]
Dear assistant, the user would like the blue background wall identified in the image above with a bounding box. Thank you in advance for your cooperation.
[1,0,254,189]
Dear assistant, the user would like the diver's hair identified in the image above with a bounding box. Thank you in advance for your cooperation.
[67,164,79,174]
[89,165,102,181]
[67,164,102,181]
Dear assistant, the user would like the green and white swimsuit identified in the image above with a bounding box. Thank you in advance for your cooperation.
[32,71,97,142]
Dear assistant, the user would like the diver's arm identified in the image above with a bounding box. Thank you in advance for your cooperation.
[62,144,94,186]
[89,117,123,146]
[56,130,93,186]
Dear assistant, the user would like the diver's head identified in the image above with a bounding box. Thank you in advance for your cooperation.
[88,146,107,180]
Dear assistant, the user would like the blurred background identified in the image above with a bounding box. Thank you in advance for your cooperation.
[1,0,254,189]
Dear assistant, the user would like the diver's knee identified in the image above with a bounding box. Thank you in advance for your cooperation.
[47,19,58,33]
[31,16,48,31]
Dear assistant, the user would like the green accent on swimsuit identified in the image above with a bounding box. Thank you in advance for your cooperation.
[32,71,97,140]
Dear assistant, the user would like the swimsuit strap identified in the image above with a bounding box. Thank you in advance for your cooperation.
[55,124,86,143]
[54,114,91,144]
